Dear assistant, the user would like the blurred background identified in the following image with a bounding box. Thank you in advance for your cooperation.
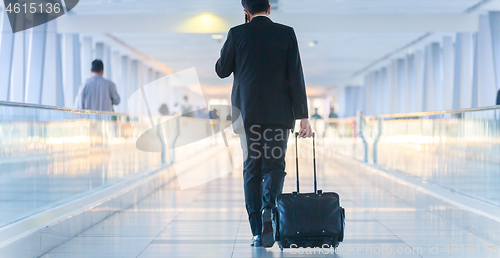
[2,1,500,257]
[2,0,500,118]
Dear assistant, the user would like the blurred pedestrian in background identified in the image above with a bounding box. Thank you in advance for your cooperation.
[75,60,120,112]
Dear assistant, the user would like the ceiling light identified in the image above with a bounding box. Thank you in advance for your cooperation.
[178,13,228,34]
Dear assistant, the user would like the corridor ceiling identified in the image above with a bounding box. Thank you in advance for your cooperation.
[63,0,497,88]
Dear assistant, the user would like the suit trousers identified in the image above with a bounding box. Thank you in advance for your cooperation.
[239,124,290,236]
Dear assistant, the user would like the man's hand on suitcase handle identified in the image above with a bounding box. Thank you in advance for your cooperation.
[298,118,313,138]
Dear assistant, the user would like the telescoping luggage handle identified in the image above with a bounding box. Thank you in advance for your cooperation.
[294,132,317,194]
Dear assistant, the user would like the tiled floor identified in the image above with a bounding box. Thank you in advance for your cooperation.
[41,146,500,258]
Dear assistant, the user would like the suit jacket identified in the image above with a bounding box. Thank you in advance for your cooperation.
[497,90,500,105]
[216,16,308,130]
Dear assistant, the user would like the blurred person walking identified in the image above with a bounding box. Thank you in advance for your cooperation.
[311,108,322,119]
[75,60,120,112]
[324,107,339,137]
[311,108,322,134]
[159,104,170,116]
[181,95,193,117]
[329,107,338,119]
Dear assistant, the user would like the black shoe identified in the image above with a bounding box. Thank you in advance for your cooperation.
[251,235,261,247]
[261,208,274,248]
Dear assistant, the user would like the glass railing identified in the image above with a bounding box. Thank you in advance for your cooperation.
[0,102,165,227]
[4,100,497,227]
[311,117,363,161]
[0,102,233,228]
[320,106,500,206]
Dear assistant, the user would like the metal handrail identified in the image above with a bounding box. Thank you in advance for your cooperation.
[321,105,500,122]
[0,101,233,121]
[322,105,500,166]
[364,105,500,119]
[2,100,499,121]
[0,101,160,118]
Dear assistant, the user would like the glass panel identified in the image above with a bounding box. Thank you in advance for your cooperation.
[324,108,500,206]
[373,110,500,205]
[0,104,164,227]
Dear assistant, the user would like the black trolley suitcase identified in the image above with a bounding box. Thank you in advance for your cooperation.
[275,132,345,251]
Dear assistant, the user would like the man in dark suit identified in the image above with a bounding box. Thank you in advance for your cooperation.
[216,0,312,248]
[497,89,500,105]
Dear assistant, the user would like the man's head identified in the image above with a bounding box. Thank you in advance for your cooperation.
[242,0,271,20]
[91,59,104,76]
[330,107,335,113]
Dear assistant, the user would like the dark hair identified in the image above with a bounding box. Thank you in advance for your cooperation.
[91,59,104,73]
[242,0,269,15]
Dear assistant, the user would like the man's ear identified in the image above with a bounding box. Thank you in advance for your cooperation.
[268,5,271,15]
[244,9,251,17]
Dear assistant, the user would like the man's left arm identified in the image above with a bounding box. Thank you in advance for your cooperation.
[287,28,308,120]
[287,28,312,137]
[216,29,236,78]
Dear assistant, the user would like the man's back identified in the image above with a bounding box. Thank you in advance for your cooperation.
[497,89,500,105]
[216,16,308,129]
[80,76,120,112]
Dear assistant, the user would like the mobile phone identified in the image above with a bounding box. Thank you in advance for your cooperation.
[245,13,248,24]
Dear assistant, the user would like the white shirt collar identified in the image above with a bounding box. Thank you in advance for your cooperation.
[253,14,270,20]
